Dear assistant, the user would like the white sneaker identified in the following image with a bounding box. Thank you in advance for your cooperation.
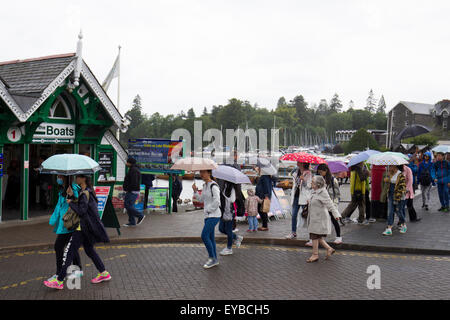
[305,240,313,247]
[67,270,84,280]
[368,218,377,223]
[285,233,297,239]
[333,237,343,244]
[232,228,239,233]
[220,248,233,256]
[235,235,243,248]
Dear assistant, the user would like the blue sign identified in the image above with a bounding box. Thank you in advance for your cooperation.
[128,139,184,174]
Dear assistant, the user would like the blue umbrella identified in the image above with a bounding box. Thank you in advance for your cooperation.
[212,165,252,184]
[39,154,101,175]
[347,150,381,168]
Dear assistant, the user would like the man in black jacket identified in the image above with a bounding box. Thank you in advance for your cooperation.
[123,157,144,227]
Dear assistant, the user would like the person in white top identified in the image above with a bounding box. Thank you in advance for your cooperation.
[193,170,221,269]
[285,162,312,240]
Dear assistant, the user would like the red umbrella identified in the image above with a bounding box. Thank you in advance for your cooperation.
[280,152,327,164]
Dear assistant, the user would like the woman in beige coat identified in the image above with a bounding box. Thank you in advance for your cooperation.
[306,175,342,263]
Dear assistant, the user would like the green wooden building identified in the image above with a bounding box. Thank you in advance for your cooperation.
[0,39,129,222]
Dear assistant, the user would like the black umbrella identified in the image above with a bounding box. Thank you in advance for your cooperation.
[395,125,431,141]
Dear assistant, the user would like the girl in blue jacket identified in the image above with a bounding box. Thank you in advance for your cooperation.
[47,175,83,282]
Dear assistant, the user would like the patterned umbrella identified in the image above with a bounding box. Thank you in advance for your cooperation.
[280,152,327,164]
[366,153,408,166]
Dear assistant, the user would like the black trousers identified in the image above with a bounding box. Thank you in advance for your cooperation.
[172,195,179,212]
[257,203,269,228]
[365,191,372,220]
[406,198,418,221]
[329,212,341,237]
[54,233,82,275]
[57,231,105,281]
[144,186,150,209]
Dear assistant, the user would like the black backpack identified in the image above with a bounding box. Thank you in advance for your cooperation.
[419,167,432,186]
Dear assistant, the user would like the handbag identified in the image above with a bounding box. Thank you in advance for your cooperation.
[63,207,80,231]
[353,190,363,202]
[301,204,309,218]
[262,198,271,213]
[62,190,89,231]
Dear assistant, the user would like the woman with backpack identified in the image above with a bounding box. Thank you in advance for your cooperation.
[317,164,343,244]
[44,175,111,290]
[192,170,221,269]
[341,162,369,225]
[46,175,83,283]
[218,181,243,256]
[418,152,434,211]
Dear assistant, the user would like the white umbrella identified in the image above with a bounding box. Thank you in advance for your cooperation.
[212,165,252,184]
[170,157,218,171]
[366,153,408,166]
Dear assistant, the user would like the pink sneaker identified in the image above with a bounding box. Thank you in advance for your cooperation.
[247,229,252,233]
[44,278,64,290]
[91,271,111,284]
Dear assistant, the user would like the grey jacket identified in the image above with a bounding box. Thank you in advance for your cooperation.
[193,181,221,219]
[222,188,236,221]
[307,187,341,235]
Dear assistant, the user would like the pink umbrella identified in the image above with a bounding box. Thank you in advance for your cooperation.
[280,152,327,164]
[326,161,349,174]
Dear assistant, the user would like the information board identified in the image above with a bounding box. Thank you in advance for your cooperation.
[128,138,184,174]
[147,187,169,210]
[98,152,114,181]
[112,185,126,208]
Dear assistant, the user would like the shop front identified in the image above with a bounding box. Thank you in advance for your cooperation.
[0,50,129,222]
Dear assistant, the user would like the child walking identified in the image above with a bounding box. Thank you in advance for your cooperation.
[245,189,262,232]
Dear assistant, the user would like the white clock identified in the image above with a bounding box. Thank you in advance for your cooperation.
[7,127,22,142]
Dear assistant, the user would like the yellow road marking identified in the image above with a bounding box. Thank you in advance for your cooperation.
[0,255,126,291]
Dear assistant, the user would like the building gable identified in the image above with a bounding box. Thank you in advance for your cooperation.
[0,54,127,131]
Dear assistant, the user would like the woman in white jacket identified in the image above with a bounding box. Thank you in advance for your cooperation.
[306,175,341,263]
[285,162,312,240]
[193,170,221,269]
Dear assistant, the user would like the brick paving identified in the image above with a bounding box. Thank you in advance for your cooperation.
[0,184,448,253]
[0,243,449,300]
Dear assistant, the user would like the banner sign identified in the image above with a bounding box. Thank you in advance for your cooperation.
[94,186,111,219]
[32,123,75,144]
[147,187,168,210]
[128,138,184,174]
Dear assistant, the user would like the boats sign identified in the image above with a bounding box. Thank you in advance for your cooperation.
[32,123,75,144]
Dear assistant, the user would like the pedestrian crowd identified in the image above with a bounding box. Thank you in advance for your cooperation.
[42,149,449,287]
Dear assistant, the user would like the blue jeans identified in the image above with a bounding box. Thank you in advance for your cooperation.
[437,183,449,208]
[387,197,406,226]
[219,219,237,249]
[291,197,304,233]
[125,192,143,225]
[201,218,220,259]
[248,216,258,231]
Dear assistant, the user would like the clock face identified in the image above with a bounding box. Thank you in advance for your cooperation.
[7,127,21,142]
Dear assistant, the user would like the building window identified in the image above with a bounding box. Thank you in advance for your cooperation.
[49,96,72,120]
[444,120,448,130]
[405,121,409,127]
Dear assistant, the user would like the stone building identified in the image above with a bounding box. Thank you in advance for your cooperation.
[386,101,435,149]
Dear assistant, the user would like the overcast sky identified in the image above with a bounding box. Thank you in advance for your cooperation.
[1,0,450,117]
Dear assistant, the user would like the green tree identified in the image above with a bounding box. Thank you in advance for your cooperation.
[365,89,377,113]
[404,133,438,146]
[377,95,386,114]
[329,93,343,113]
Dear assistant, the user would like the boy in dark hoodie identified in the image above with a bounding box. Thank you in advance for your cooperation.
[433,152,449,212]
